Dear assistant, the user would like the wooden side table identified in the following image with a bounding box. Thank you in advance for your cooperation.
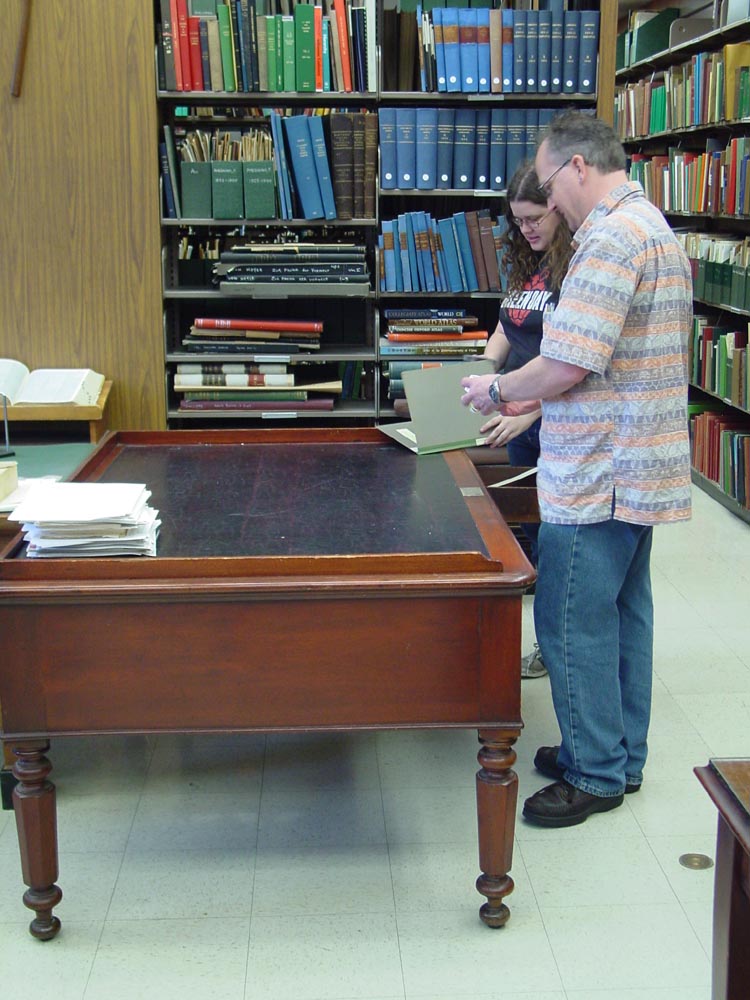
[6,380,112,443]
[696,759,750,1000]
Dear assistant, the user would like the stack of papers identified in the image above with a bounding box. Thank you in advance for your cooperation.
[9,482,160,557]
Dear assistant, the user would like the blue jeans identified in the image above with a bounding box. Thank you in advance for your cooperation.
[533,518,654,797]
[506,418,541,566]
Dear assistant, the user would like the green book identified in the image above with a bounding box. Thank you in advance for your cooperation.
[216,4,237,91]
[189,0,217,14]
[242,161,276,219]
[695,258,707,300]
[180,161,212,218]
[731,263,747,311]
[294,3,315,93]
[184,389,308,400]
[211,161,244,218]
[274,15,284,91]
[265,16,277,93]
[282,15,296,92]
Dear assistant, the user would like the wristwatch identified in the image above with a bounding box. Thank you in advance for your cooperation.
[488,375,503,406]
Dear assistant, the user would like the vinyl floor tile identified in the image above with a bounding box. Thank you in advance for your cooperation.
[126,792,260,852]
[0,920,102,1000]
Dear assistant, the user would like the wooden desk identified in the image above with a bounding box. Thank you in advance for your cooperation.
[6,380,112,443]
[695,759,750,1000]
[0,428,534,940]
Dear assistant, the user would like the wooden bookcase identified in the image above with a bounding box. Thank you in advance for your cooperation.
[155,0,617,428]
[616,11,750,523]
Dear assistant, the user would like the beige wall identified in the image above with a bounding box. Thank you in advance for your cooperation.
[0,0,165,430]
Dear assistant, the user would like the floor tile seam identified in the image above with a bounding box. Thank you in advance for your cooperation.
[378,759,412,1000]
[513,837,565,989]
[245,734,268,993]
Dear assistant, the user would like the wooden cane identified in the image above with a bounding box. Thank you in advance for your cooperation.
[11,0,33,98]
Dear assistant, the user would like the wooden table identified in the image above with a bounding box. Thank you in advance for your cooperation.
[695,759,750,1000]
[0,428,534,940]
[6,380,112,443]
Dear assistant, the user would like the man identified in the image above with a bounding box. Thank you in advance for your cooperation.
[461,110,692,827]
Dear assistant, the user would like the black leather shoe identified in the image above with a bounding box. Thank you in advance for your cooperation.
[523,780,624,828]
[534,745,641,795]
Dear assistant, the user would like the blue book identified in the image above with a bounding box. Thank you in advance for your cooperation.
[458,8,479,93]
[537,10,551,93]
[307,115,337,220]
[431,218,447,292]
[322,18,331,92]
[382,220,398,292]
[391,216,404,291]
[395,107,417,189]
[489,108,507,192]
[578,10,600,94]
[442,7,461,93]
[562,10,580,94]
[414,211,435,292]
[512,8,527,93]
[450,218,469,291]
[436,107,455,189]
[432,7,447,92]
[199,20,212,90]
[404,213,420,290]
[549,0,564,93]
[283,115,324,220]
[235,3,249,92]
[416,107,439,189]
[437,217,465,292]
[159,142,177,218]
[525,107,540,161]
[453,107,476,190]
[476,8,490,93]
[525,9,538,92]
[452,212,479,292]
[501,9,513,93]
[379,107,398,190]
[505,108,527,188]
[474,109,490,189]
[269,111,291,219]
[378,233,385,292]
[397,215,413,292]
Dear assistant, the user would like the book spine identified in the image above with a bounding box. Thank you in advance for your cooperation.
[180,398,335,410]
[436,107,455,190]
[512,7,526,93]
[395,107,417,189]
[578,10,599,95]
[351,112,366,217]
[363,112,378,218]
[308,115,338,220]
[415,107,439,190]
[562,10,580,95]
[333,0,353,92]
[476,8,490,93]
[295,2,316,92]
[433,7,446,92]
[458,7,478,93]
[452,107,476,190]
[549,0,564,94]
[193,319,323,331]
[175,373,294,387]
[379,107,397,190]
[442,7,460,93]
[489,7,501,95]
[216,4,237,91]
[525,9,538,92]
[537,10,551,94]
[329,112,354,219]
[473,108,490,189]
[283,115,325,220]
[160,0,178,90]
[489,107,507,192]
[176,0,194,90]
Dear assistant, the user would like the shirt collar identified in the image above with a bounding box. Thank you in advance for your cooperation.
[572,181,645,248]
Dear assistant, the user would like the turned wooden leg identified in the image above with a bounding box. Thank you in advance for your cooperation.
[475,728,519,928]
[12,742,62,940]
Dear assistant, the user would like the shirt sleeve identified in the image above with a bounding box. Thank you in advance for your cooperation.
[540,226,640,375]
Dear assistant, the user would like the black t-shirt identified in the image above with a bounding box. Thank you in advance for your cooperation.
[498,265,558,373]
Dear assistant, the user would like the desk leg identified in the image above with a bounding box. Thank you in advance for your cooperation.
[2,740,18,810]
[12,742,62,940]
[475,729,518,928]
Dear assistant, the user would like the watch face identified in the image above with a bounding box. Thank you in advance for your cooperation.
[489,378,500,405]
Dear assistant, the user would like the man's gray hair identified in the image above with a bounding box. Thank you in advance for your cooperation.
[540,109,627,173]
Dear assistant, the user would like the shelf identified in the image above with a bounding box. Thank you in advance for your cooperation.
[621,117,750,145]
[690,382,750,418]
[379,188,506,198]
[378,91,595,105]
[166,287,375,299]
[693,296,750,319]
[169,399,376,420]
[691,467,750,525]
[162,217,378,228]
[159,90,378,106]
[167,348,375,363]
[616,18,750,82]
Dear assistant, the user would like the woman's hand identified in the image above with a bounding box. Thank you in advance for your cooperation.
[480,408,541,449]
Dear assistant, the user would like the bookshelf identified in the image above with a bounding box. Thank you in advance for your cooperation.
[154,0,617,427]
[615,3,750,520]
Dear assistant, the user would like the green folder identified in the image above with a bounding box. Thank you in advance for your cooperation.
[242,161,276,219]
[211,161,244,219]
[180,161,212,219]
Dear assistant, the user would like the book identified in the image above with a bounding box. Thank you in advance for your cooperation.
[333,0,353,91]
[396,107,417,189]
[160,0,179,90]
[452,107,476,190]
[308,115,338,221]
[294,2,316,92]
[159,143,178,218]
[415,107,438,189]
[193,318,323,332]
[512,7,526,93]
[174,373,294,387]
[458,7,478,93]
[0,361,105,406]
[180,398,335,410]
[211,160,244,218]
[489,7,502,94]
[163,125,182,217]
[180,160,212,217]
[578,9,599,95]
[562,10,580,94]
[537,9,551,93]
[363,113,378,217]
[216,3,237,90]
[242,160,276,219]
[549,0,563,93]
[377,359,495,454]
[473,108,490,189]
[379,107,398,190]
[351,113,366,217]
[489,107,507,192]
[283,115,325,220]
[436,107,455,190]
[476,7,490,93]
[329,113,354,219]
[442,6,461,93]
[525,9,538,91]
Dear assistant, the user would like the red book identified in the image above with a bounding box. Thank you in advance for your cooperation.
[187,17,204,91]
[169,0,184,91]
[314,4,323,92]
[175,0,193,91]
[193,318,323,332]
[333,0,352,92]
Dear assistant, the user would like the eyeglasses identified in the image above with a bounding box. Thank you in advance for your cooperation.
[537,158,572,199]
[512,210,553,231]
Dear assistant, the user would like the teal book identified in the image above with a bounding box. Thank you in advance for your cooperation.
[281,15,296,92]
[180,161,212,217]
[282,115,324,220]
[452,211,478,292]
[308,115,338,220]
[294,2,315,92]
[211,160,244,218]
[242,160,276,219]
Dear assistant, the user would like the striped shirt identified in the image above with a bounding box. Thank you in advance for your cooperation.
[538,182,693,525]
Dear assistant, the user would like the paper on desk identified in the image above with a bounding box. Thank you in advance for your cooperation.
[9,481,151,524]
[487,467,538,488]
[0,475,61,513]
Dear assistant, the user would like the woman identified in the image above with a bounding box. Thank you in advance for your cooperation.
[481,160,573,677]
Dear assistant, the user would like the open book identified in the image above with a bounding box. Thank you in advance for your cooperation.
[0,359,105,405]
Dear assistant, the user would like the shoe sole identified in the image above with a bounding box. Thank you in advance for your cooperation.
[523,793,624,828]
[534,754,641,795]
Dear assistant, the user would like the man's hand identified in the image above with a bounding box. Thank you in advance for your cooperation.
[460,373,499,415]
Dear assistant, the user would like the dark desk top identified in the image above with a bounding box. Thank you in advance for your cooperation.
[98,440,486,559]
[710,759,750,819]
